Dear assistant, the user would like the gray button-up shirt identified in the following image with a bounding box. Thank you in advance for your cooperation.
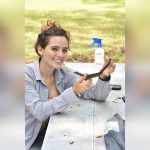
[25,60,111,149]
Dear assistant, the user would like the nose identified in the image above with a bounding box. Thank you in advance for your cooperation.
[57,50,63,57]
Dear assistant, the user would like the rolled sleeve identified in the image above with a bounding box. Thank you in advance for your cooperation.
[94,78,111,100]
[79,78,111,101]
[25,70,79,122]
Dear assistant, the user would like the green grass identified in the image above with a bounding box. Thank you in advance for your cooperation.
[25,0,125,63]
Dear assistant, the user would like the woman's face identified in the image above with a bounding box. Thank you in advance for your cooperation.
[38,36,69,69]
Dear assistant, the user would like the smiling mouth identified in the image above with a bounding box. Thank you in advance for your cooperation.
[55,59,63,63]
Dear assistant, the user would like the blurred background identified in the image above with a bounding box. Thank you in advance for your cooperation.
[126,0,150,149]
[0,0,24,150]
[0,0,150,149]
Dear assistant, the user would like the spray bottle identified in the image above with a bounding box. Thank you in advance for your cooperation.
[90,37,104,72]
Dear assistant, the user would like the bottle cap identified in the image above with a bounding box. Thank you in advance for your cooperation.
[90,37,103,48]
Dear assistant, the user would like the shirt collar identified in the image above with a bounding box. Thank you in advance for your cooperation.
[33,60,41,81]
[33,60,64,83]
[55,68,64,85]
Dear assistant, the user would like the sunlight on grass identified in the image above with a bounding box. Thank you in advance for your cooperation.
[25,0,125,63]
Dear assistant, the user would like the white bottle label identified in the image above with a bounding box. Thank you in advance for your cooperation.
[95,48,104,72]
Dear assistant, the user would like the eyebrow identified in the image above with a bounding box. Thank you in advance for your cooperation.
[51,46,68,49]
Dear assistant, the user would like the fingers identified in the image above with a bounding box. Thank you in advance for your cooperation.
[112,63,116,72]
[109,63,116,71]
[77,75,87,83]
[78,74,92,83]
[104,56,111,62]
[104,57,111,66]
[73,76,92,94]
[105,57,115,70]
[101,57,116,77]
[85,78,92,87]
[83,79,92,90]
[79,76,92,85]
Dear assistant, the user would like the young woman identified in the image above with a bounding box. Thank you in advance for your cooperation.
[25,21,116,150]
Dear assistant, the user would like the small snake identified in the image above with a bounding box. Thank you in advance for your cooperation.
[74,59,111,80]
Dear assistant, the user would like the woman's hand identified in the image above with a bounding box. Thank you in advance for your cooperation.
[99,58,116,80]
[73,75,92,94]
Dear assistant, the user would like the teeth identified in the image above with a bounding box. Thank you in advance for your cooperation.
[55,59,62,63]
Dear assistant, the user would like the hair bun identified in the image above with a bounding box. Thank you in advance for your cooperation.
[41,20,58,32]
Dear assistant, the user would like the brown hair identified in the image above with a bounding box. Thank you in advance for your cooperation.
[35,20,70,56]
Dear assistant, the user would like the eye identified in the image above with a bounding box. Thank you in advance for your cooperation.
[51,47,59,51]
[62,49,68,53]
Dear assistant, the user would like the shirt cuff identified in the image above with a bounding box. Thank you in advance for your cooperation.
[61,87,79,104]
[99,75,111,81]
